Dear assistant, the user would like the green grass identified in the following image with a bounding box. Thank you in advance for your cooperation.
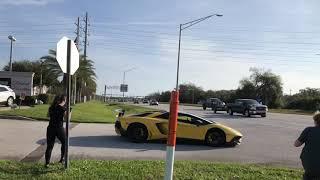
[0,101,154,123]
[0,160,303,180]
[269,109,314,115]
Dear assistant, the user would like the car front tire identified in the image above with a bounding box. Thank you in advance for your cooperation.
[261,113,266,117]
[127,123,148,143]
[244,109,251,117]
[6,97,14,107]
[227,108,233,115]
[205,129,226,147]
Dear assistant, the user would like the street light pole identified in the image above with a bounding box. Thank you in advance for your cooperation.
[8,35,16,72]
[122,71,126,101]
[165,14,222,180]
[122,67,136,102]
[176,24,182,90]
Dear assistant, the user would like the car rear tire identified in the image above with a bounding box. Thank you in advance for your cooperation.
[203,106,206,110]
[205,129,226,147]
[244,109,251,117]
[6,97,14,107]
[227,108,233,115]
[127,123,148,143]
[261,113,266,117]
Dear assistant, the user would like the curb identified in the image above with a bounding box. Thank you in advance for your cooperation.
[0,115,47,121]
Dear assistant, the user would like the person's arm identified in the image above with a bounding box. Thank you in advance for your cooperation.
[294,139,303,147]
[294,128,309,147]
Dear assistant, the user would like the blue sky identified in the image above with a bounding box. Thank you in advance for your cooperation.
[0,0,320,96]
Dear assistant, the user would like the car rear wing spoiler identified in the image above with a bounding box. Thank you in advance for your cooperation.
[115,109,125,117]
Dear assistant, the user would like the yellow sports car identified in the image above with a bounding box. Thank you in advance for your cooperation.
[115,110,242,147]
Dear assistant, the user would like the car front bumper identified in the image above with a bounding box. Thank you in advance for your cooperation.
[227,136,242,146]
[249,110,266,115]
[115,121,127,136]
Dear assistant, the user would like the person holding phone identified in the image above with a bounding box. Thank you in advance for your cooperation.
[45,94,67,167]
[294,111,320,180]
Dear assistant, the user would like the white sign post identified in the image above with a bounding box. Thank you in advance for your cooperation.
[56,36,79,169]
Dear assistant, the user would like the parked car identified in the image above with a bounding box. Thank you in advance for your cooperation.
[142,99,149,104]
[226,99,268,117]
[0,85,16,106]
[149,100,159,106]
[115,110,242,147]
[202,98,226,113]
[133,99,139,104]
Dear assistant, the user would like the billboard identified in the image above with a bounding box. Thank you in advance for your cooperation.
[120,84,128,92]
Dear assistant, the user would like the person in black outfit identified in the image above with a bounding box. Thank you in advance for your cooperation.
[295,111,320,180]
[45,95,67,167]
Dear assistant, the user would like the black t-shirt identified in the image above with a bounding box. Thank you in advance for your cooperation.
[298,126,320,172]
[48,105,66,128]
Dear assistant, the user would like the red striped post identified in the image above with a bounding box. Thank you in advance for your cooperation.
[164,90,179,180]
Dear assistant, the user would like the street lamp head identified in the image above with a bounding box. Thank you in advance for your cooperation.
[215,14,223,17]
[8,35,16,42]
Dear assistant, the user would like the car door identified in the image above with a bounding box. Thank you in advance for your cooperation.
[176,113,206,140]
[0,87,8,102]
[236,100,245,113]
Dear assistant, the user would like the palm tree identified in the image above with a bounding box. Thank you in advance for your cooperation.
[40,49,97,100]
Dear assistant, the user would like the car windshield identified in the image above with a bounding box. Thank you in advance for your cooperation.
[243,100,259,105]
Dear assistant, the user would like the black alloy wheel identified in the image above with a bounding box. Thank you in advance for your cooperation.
[205,130,226,147]
[128,124,148,143]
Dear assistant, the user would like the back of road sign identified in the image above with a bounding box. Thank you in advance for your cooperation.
[56,36,79,75]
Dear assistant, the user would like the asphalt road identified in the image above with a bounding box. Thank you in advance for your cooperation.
[0,103,311,168]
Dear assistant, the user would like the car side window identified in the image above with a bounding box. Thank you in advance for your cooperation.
[155,113,169,120]
[236,100,243,105]
[178,114,191,123]
[0,87,7,92]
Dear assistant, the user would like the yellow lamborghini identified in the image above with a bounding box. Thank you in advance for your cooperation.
[115,110,242,147]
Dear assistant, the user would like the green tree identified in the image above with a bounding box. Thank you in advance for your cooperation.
[40,49,97,97]
[237,68,283,108]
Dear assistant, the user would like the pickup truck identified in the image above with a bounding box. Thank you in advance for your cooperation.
[226,99,268,117]
[202,98,226,113]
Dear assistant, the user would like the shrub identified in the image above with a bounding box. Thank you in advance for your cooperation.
[37,94,49,104]
[24,96,36,106]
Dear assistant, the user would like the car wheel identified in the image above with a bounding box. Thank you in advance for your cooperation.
[205,129,226,147]
[261,113,266,117]
[244,109,251,117]
[227,108,233,115]
[213,108,217,113]
[7,97,14,107]
[203,106,206,110]
[127,123,148,143]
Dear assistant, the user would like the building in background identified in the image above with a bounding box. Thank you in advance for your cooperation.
[0,71,34,96]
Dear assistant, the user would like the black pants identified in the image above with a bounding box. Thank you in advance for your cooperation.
[303,172,320,180]
[45,126,66,164]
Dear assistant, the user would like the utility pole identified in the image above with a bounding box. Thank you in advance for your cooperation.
[104,85,107,102]
[74,16,80,104]
[83,12,88,60]
[80,12,89,103]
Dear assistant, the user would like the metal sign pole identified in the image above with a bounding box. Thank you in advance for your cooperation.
[65,40,71,169]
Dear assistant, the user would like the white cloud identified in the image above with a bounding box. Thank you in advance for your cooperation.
[0,0,63,6]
